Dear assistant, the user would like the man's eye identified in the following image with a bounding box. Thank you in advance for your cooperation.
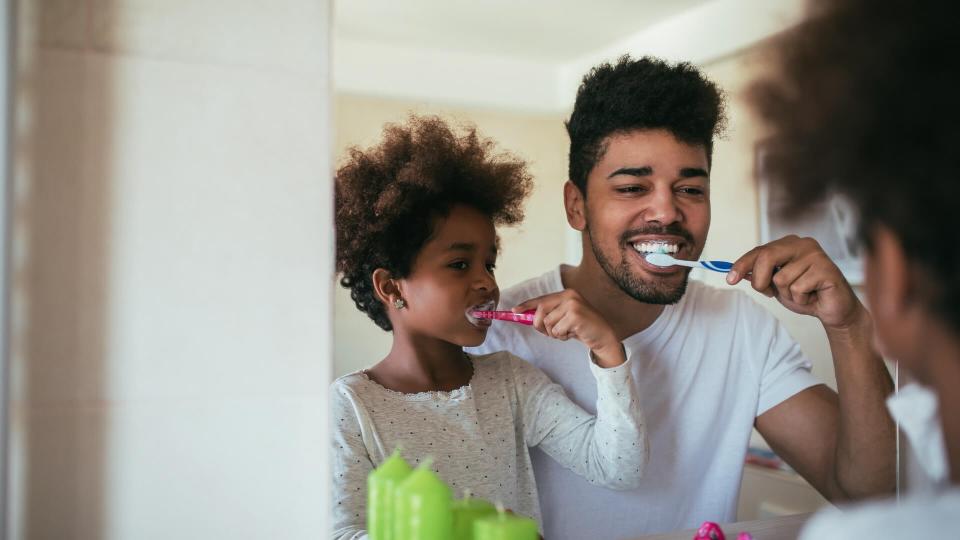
[616,186,645,194]
[678,187,705,195]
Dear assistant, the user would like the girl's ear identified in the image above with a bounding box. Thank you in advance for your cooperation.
[865,224,918,361]
[372,268,403,308]
[564,181,587,231]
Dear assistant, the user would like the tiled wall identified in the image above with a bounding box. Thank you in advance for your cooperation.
[7,1,332,538]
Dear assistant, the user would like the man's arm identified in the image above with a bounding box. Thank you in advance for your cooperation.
[732,236,896,501]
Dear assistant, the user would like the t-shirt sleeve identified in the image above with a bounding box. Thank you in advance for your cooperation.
[753,306,822,416]
[509,353,647,490]
[330,382,373,540]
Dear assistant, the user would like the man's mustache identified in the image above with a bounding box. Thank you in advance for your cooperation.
[620,224,695,246]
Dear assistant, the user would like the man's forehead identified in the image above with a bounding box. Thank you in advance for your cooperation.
[596,133,709,171]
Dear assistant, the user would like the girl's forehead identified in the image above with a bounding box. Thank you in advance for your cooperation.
[424,206,497,252]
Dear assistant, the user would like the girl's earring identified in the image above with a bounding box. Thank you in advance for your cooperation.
[393,298,406,310]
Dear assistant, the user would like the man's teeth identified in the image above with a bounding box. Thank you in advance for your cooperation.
[631,242,679,254]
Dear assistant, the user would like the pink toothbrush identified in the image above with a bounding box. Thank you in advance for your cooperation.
[470,309,536,326]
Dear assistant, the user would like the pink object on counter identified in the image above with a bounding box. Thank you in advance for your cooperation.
[693,521,725,540]
[736,533,753,540]
[470,310,536,326]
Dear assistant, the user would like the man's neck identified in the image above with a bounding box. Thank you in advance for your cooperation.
[560,258,667,341]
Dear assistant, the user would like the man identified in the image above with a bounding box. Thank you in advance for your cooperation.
[746,0,958,537]
[470,56,896,539]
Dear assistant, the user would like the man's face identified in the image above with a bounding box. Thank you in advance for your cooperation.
[576,129,711,304]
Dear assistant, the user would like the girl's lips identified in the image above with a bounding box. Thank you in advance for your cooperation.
[468,317,492,329]
[466,301,496,327]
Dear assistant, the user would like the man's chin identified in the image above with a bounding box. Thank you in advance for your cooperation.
[618,271,690,305]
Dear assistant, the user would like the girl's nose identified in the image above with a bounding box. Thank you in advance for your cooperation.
[474,270,496,291]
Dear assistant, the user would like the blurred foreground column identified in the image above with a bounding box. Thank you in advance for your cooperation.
[4,1,333,538]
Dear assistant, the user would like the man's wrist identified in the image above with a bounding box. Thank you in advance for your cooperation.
[823,303,874,345]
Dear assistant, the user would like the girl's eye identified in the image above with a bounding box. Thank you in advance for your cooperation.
[449,261,468,270]
[486,263,497,273]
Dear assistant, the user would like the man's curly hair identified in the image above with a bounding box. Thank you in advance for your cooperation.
[749,0,959,331]
[566,55,727,196]
[336,115,533,331]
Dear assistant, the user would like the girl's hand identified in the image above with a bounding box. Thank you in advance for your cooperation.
[513,290,626,368]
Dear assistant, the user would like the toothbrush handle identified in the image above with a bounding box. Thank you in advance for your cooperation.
[699,260,782,276]
[699,260,735,273]
[472,310,536,325]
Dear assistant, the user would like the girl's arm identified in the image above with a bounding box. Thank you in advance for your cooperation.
[510,353,647,489]
[511,288,648,489]
[330,384,373,540]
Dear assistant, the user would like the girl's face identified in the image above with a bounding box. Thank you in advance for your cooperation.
[395,204,500,347]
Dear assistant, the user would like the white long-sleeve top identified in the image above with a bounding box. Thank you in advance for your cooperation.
[330,350,647,540]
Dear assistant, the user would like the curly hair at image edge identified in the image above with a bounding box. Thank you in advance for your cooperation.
[566,55,727,195]
[748,0,959,330]
[335,116,534,331]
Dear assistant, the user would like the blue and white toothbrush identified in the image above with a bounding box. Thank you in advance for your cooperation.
[644,252,734,273]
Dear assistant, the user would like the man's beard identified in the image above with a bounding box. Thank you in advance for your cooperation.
[586,223,693,305]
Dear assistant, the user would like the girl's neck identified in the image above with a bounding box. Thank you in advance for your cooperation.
[915,321,960,485]
[368,332,473,394]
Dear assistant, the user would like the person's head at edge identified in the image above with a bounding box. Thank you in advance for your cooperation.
[749,0,959,479]
[564,55,727,305]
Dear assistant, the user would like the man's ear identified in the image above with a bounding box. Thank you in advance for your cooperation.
[371,268,403,307]
[564,181,587,231]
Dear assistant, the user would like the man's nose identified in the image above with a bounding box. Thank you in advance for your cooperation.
[643,187,681,224]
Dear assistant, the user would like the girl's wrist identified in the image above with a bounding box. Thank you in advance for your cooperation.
[590,342,626,368]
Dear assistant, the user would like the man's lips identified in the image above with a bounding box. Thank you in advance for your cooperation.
[625,240,692,275]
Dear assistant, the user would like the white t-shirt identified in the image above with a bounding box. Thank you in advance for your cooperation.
[468,267,821,539]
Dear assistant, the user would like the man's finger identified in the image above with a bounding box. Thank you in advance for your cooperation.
[732,242,798,289]
[727,246,762,285]
[771,258,812,302]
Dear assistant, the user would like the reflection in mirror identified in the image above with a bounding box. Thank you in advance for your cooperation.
[331,1,901,538]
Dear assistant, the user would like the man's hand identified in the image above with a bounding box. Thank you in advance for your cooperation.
[513,289,626,368]
[727,235,864,330]
[732,236,896,501]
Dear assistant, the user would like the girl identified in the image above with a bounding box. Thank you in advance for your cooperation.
[332,115,647,539]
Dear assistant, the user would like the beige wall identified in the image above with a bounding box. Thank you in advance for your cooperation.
[8,1,332,538]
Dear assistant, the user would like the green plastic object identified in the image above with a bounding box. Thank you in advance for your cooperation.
[451,494,497,540]
[393,459,452,540]
[473,510,539,540]
[367,449,413,540]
